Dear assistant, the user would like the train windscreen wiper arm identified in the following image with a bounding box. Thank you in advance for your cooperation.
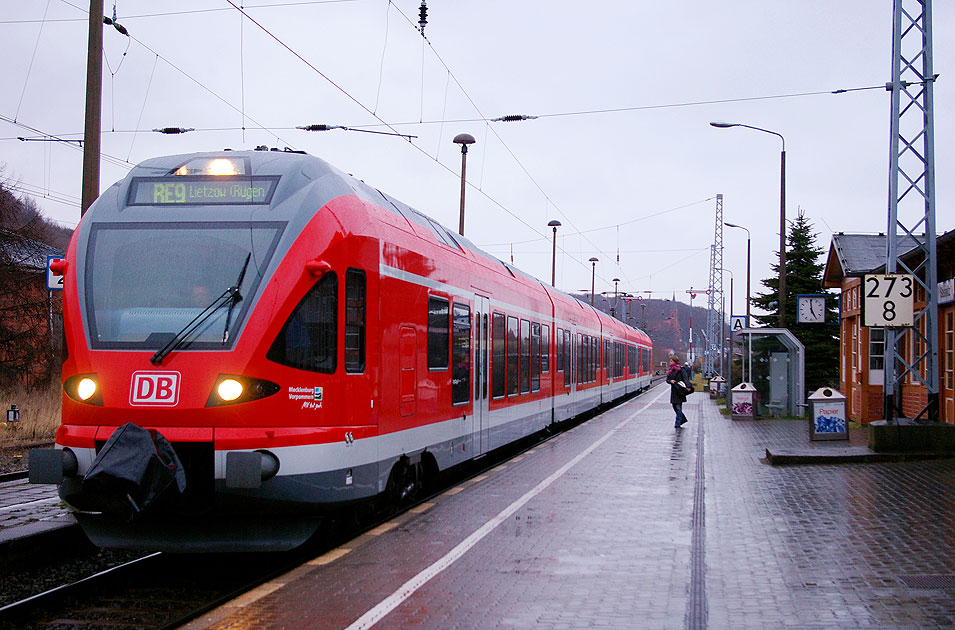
[150,254,252,365]
[150,289,234,365]
[221,253,251,343]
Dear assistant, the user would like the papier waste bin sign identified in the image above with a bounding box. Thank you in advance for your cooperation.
[709,376,725,399]
[731,382,756,419]
[808,387,848,441]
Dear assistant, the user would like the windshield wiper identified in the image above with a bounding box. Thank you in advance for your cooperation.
[222,253,251,343]
[150,253,252,365]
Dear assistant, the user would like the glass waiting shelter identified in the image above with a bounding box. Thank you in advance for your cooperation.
[735,328,805,418]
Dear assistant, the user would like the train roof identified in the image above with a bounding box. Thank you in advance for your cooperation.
[102,148,649,341]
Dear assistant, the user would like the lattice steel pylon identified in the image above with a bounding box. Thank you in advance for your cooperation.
[884,0,939,421]
[704,194,724,375]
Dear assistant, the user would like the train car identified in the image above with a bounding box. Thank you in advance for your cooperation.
[29,148,652,552]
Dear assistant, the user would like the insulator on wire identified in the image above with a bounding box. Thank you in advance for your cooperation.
[297,124,345,132]
[152,127,194,134]
[418,1,428,33]
[491,114,539,122]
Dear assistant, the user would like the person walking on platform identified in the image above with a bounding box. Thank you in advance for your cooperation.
[667,355,690,428]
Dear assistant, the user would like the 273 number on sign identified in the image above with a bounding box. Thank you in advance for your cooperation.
[862,274,914,327]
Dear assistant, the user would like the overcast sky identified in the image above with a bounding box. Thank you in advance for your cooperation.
[2,1,952,318]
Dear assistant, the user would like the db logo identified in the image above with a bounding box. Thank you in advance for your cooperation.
[130,371,181,406]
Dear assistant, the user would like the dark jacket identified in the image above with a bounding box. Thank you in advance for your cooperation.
[666,363,688,404]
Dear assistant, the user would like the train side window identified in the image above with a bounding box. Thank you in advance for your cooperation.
[520,319,531,394]
[563,329,571,387]
[428,296,449,370]
[542,324,550,373]
[267,272,337,373]
[576,333,584,385]
[604,339,610,375]
[507,316,519,396]
[556,327,564,373]
[531,322,541,391]
[492,313,505,399]
[344,268,365,373]
[451,303,471,405]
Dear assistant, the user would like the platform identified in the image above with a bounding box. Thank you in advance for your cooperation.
[181,383,955,629]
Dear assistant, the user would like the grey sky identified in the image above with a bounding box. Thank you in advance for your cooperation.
[2,1,952,318]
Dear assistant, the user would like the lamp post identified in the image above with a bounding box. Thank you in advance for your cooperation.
[453,133,476,236]
[711,121,786,327]
[588,257,598,306]
[548,220,561,286]
[717,267,733,379]
[723,222,751,327]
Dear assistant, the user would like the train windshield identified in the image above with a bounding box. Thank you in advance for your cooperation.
[85,222,285,349]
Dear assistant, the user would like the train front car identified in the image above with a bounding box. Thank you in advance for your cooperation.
[30,150,380,552]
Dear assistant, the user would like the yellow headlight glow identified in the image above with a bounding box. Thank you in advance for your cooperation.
[217,379,244,402]
[77,378,97,401]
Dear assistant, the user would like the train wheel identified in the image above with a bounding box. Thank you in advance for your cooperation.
[385,457,418,507]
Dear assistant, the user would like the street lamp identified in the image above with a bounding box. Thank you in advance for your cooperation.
[724,222,751,327]
[588,257,598,306]
[711,121,786,327]
[548,220,561,287]
[453,133,476,236]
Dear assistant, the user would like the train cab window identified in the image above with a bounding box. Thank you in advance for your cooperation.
[428,296,450,370]
[451,303,471,405]
[507,316,519,396]
[344,269,366,373]
[531,323,541,392]
[267,272,337,373]
[520,319,531,394]
[542,324,550,373]
[492,313,506,399]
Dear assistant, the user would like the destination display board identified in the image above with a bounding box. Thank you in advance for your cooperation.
[127,175,280,206]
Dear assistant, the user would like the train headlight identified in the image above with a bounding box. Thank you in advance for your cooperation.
[172,156,248,176]
[64,374,103,406]
[207,375,280,407]
[217,379,243,402]
[77,378,97,401]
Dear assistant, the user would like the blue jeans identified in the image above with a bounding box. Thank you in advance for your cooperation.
[672,403,688,426]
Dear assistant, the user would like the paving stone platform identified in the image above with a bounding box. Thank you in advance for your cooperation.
[178,384,955,630]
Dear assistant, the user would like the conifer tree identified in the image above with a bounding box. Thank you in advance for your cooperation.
[751,210,839,392]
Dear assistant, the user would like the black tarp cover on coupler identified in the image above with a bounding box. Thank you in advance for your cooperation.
[82,423,187,519]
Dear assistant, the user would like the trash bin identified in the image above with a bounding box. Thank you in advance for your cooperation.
[808,387,848,441]
[731,382,756,419]
[709,376,725,399]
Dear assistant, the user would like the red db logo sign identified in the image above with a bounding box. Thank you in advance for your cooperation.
[130,371,181,406]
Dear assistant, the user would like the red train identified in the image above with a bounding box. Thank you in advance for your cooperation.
[29,149,652,551]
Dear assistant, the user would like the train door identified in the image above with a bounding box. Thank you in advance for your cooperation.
[569,324,578,415]
[473,295,490,456]
[399,326,416,417]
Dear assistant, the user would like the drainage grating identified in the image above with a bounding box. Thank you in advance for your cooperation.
[900,575,955,589]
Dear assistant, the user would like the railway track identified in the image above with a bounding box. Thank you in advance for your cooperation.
[0,386,658,629]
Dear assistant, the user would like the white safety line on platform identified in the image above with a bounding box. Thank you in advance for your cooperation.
[0,497,60,513]
[344,386,668,630]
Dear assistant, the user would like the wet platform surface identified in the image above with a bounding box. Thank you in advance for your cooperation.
[180,383,955,629]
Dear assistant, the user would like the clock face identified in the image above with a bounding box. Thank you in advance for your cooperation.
[798,296,825,323]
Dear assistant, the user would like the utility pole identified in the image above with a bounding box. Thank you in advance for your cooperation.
[81,0,104,216]
[884,0,939,421]
[705,194,724,375]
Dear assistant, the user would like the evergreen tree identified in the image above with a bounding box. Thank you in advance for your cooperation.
[751,210,839,392]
